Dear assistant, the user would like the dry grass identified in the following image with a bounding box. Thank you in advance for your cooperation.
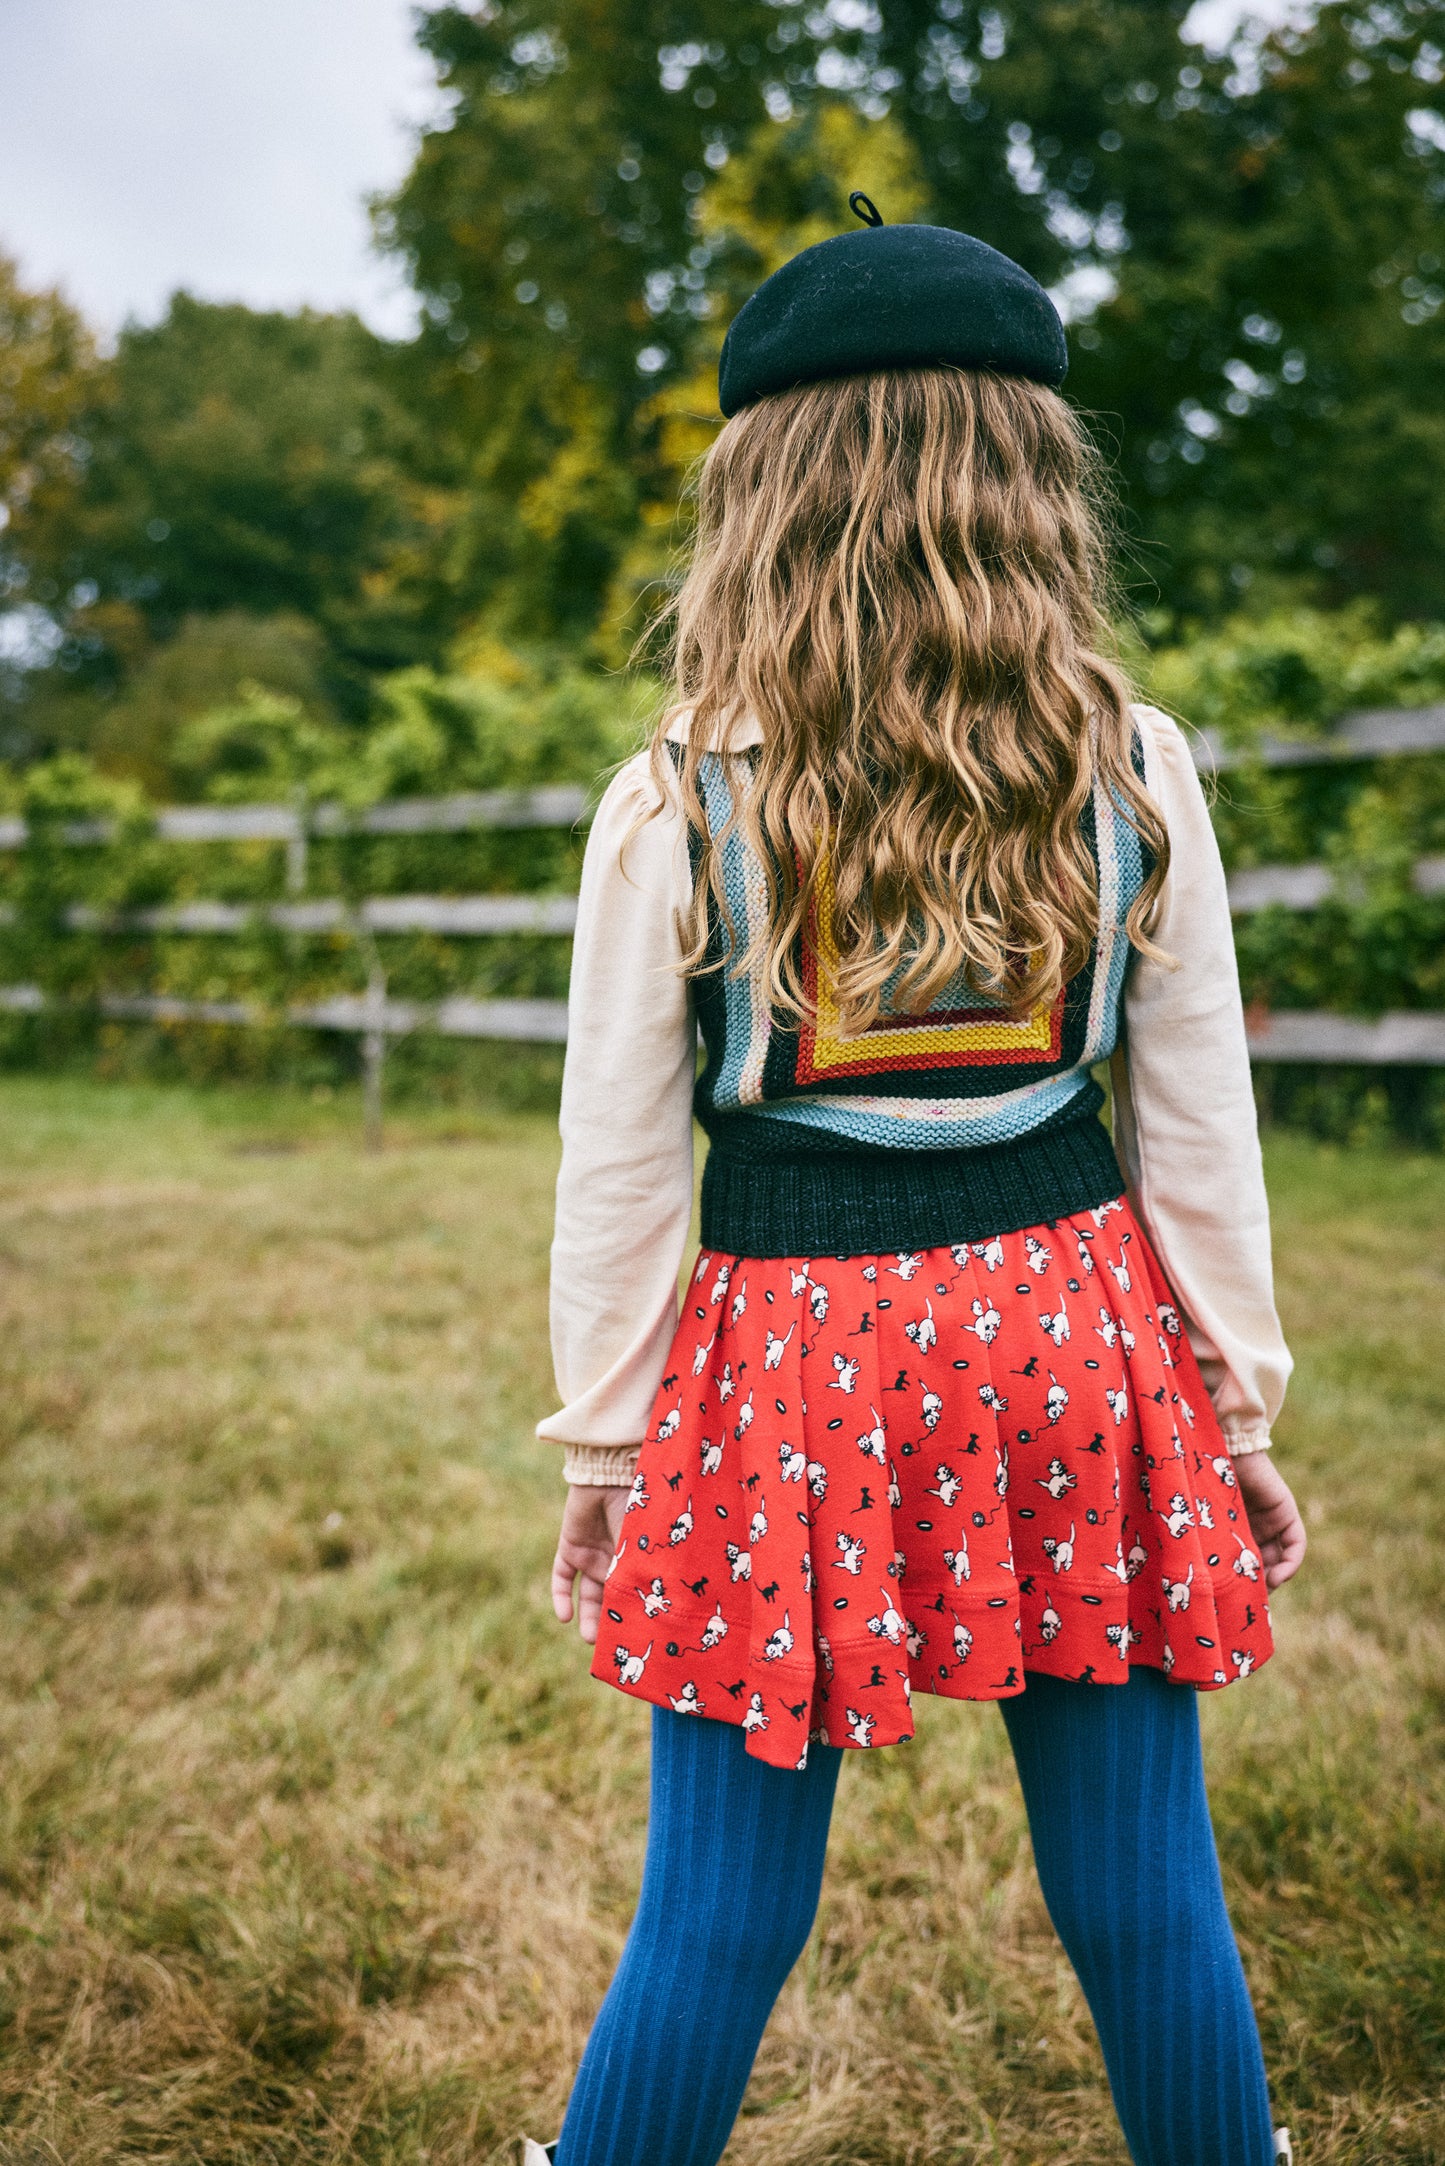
[0,1075,1440,2166]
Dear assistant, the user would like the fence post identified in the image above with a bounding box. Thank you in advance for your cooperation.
[286,793,309,896]
[362,964,386,1152]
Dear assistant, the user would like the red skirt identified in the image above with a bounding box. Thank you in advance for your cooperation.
[592,1197,1273,1771]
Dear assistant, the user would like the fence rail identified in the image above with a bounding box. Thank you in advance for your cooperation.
[2,850,1441,939]
[0,983,571,1043]
[2,699,1445,856]
[26,894,582,937]
[1226,853,1445,911]
[0,784,592,855]
[1244,1009,1445,1063]
[1197,701,1445,770]
[5,982,1444,1064]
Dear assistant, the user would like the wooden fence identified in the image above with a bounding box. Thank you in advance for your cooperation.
[4,703,1444,1123]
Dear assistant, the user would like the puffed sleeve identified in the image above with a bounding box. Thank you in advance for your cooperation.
[1109,706,1293,1454]
[535,751,698,1484]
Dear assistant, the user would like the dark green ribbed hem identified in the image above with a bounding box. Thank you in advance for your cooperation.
[699,1108,1125,1259]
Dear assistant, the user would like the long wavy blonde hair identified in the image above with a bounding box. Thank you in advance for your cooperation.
[650,366,1168,1033]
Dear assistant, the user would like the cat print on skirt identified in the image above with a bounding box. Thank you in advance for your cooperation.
[592,1198,1273,1771]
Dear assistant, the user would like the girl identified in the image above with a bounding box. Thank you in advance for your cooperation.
[534,210,1306,2166]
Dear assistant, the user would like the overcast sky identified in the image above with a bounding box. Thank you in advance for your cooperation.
[0,0,1299,344]
[0,0,442,338]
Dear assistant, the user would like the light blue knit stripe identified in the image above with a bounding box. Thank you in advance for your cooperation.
[1082,775,1146,1065]
[746,1066,1094,1150]
[700,755,772,1109]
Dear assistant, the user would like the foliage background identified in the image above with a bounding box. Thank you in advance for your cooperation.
[4,606,1443,1139]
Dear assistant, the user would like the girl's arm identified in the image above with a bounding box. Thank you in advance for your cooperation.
[536,752,697,1488]
[1110,704,1294,1458]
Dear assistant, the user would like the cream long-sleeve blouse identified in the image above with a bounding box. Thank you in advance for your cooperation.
[537,704,1292,1486]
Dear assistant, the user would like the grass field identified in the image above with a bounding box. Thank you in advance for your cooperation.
[0,1076,1441,2166]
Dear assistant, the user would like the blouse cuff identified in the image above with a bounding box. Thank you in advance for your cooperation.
[1219,1417,1273,1458]
[562,1442,642,1487]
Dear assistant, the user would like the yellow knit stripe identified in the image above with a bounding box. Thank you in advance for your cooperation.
[805,857,1056,1073]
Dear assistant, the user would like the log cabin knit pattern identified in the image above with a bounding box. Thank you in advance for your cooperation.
[687,740,1151,1259]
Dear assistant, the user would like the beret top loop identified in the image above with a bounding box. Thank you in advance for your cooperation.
[717,196,1068,418]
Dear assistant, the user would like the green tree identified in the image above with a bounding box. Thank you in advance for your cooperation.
[170,686,351,805]
[21,296,460,697]
[617,103,930,647]
[873,0,1445,619]
[382,0,1445,636]
[377,0,802,648]
[0,257,100,761]
[0,255,95,538]
[87,610,342,796]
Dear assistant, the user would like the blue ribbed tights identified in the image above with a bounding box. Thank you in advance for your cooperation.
[555,1670,1273,2166]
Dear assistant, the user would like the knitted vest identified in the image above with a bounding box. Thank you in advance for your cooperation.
[685,740,1149,1257]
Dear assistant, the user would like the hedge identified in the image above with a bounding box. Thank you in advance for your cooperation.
[3,620,1444,1140]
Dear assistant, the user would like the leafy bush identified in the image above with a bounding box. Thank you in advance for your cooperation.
[1142,604,1445,747]
[1137,611,1445,1073]
[2,629,1442,1140]
[0,663,648,1099]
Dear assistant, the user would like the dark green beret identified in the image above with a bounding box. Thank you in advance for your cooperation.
[718,208,1068,418]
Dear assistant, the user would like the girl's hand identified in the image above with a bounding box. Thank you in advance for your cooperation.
[551,1483,630,1645]
[1232,1451,1307,1591]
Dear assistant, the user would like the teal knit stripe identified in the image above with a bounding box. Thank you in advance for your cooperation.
[742,1064,1095,1150]
[1083,779,1146,1063]
[698,754,773,1108]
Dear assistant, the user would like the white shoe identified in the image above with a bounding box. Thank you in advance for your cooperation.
[521,2143,557,2165]
[1273,2130,1293,2165]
